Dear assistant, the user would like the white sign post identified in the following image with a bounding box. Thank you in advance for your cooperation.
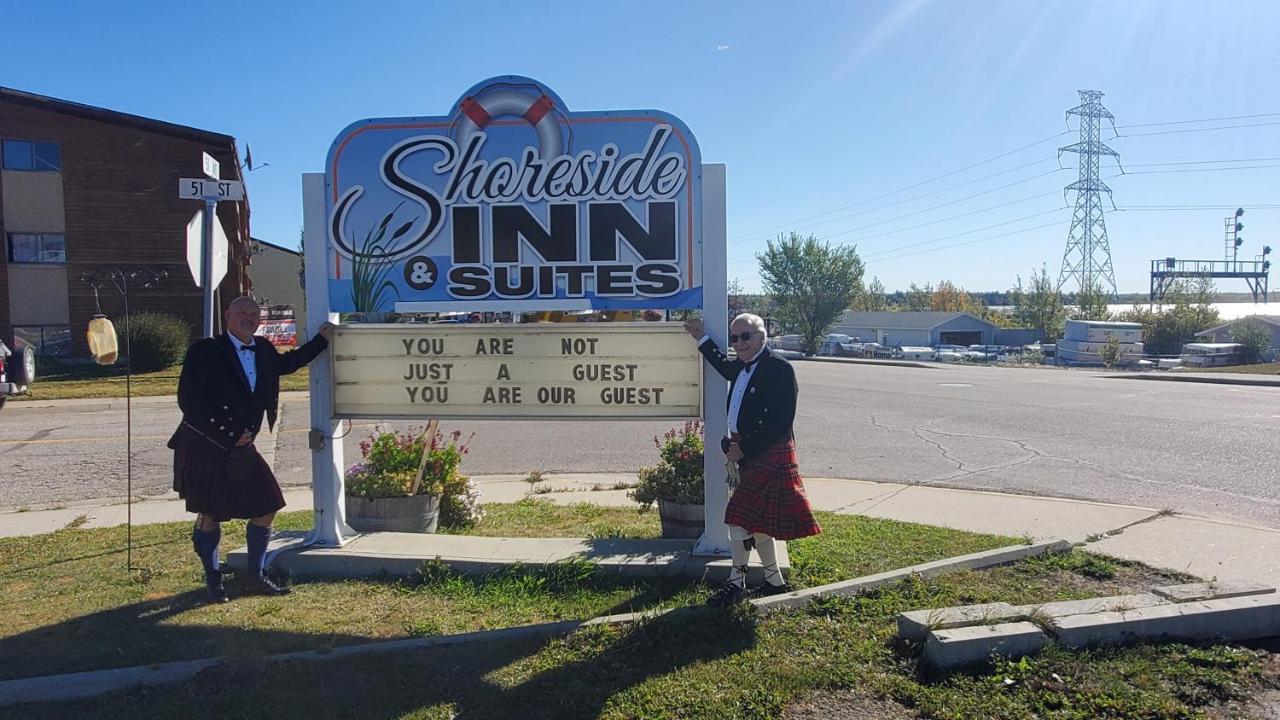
[179,174,244,337]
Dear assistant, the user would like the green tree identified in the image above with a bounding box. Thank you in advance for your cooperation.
[1231,321,1272,364]
[1116,279,1221,355]
[1010,265,1067,342]
[1099,336,1123,369]
[851,276,889,311]
[1070,280,1113,321]
[757,232,865,355]
[899,283,933,311]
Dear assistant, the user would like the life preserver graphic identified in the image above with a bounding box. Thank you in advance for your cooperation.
[456,86,564,159]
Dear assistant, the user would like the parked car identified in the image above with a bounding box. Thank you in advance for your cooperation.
[0,338,35,410]
[817,333,854,356]
[777,334,804,353]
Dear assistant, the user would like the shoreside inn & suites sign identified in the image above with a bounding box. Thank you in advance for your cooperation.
[325,76,703,314]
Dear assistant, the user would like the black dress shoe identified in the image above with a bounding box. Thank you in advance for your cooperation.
[751,582,794,598]
[242,575,292,596]
[206,582,230,604]
[705,582,747,608]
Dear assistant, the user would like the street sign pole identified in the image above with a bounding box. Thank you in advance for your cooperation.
[201,198,217,337]
[179,172,242,338]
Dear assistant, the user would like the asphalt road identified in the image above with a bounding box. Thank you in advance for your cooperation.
[3,362,1278,528]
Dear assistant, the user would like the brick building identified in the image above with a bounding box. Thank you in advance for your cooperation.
[0,86,251,356]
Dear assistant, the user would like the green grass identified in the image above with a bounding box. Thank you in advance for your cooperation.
[15,362,309,400]
[0,501,1012,683]
[3,503,1275,719]
[1193,361,1280,375]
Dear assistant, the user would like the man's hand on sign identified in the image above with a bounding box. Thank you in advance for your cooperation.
[683,318,704,339]
[317,322,336,341]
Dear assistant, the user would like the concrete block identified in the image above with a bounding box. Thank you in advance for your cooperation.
[1016,593,1169,621]
[1152,581,1275,603]
[921,621,1048,670]
[897,602,1020,643]
[1050,594,1280,649]
[226,530,786,584]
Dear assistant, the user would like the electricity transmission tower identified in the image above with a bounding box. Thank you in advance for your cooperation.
[1057,90,1122,299]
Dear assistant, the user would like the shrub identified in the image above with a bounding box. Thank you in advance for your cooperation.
[1099,336,1123,368]
[630,420,704,508]
[118,312,191,372]
[346,425,483,528]
[1232,321,1272,364]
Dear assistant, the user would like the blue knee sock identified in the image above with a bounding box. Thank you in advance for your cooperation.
[246,523,271,578]
[191,524,222,587]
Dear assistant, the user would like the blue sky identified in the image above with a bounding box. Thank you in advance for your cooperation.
[4,0,1278,294]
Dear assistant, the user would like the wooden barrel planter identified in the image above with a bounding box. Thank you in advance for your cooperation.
[657,499,705,539]
[345,494,440,533]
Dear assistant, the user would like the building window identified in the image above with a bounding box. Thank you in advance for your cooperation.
[7,233,66,264]
[12,326,71,357]
[2,139,61,171]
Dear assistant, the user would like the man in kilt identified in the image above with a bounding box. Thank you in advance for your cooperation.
[169,296,332,602]
[684,314,821,607]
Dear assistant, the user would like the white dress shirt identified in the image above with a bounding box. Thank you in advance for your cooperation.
[229,334,258,392]
[726,357,759,434]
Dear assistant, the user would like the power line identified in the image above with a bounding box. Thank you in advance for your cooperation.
[1113,119,1280,139]
[1114,111,1280,130]
[861,207,1070,260]
[865,220,1066,264]
[1119,163,1280,176]
[726,131,1071,241]
[729,156,1061,242]
[832,190,1065,245]
[1114,204,1280,211]
[1123,156,1280,168]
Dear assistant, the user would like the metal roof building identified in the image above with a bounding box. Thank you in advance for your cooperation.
[833,311,998,347]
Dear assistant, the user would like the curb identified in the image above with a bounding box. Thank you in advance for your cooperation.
[799,356,939,370]
[1108,373,1280,388]
[0,539,1066,707]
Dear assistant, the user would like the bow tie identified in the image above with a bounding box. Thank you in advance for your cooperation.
[240,346,255,354]
[742,355,762,371]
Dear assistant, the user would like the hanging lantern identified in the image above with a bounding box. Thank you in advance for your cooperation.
[87,315,118,365]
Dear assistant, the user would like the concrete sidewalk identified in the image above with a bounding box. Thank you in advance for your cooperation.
[3,472,1278,590]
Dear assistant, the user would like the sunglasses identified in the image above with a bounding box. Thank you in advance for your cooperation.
[728,331,757,343]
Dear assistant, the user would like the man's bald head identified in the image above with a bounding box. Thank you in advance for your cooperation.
[224,296,262,342]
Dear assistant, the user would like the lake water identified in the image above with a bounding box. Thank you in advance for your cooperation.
[990,302,1275,321]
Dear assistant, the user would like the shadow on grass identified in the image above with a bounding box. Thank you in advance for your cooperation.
[3,600,758,720]
[0,582,379,682]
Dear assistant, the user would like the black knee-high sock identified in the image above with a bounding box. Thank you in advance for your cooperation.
[191,524,221,586]
[246,523,271,579]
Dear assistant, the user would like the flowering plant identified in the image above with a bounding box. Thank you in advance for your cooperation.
[345,425,484,527]
[629,420,704,508]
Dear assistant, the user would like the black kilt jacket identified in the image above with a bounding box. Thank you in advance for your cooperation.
[168,333,328,452]
[697,341,798,459]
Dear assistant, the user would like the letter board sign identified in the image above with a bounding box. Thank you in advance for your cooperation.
[330,323,701,419]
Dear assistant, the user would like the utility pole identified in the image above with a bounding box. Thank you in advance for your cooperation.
[1057,90,1122,300]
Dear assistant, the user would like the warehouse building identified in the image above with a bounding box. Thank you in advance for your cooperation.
[1,86,251,356]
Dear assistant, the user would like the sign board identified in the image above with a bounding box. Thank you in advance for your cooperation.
[184,208,229,287]
[179,178,244,201]
[330,323,701,419]
[324,75,702,314]
[202,151,220,180]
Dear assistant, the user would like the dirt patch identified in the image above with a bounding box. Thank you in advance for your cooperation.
[784,690,920,720]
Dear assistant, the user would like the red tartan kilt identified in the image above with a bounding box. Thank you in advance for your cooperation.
[725,439,821,540]
[172,425,286,522]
